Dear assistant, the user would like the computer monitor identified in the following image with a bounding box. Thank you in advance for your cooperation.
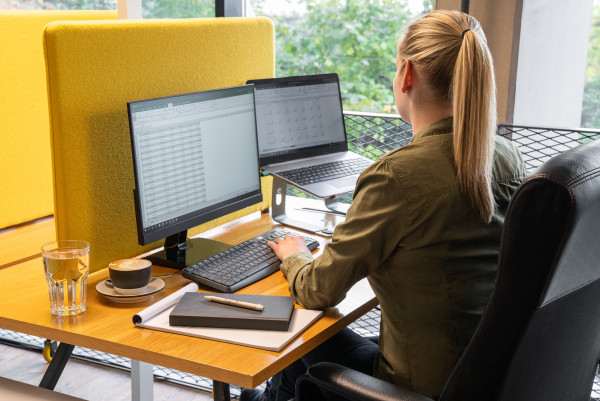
[128,84,262,268]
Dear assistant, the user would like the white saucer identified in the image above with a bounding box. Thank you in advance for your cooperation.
[96,277,165,303]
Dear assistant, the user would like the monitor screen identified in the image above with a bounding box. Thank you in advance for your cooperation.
[249,73,348,166]
[128,85,262,266]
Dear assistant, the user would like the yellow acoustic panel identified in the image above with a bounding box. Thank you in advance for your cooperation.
[44,17,274,272]
[0,10,117,229]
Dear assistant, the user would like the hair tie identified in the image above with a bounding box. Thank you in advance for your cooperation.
[461,29,471,39]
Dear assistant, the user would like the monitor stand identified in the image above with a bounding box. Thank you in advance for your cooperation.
[145,230,232,269]
[271,177,350,237]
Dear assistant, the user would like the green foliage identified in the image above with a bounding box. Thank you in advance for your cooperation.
[582,3,600,129]
[0,0,213,17]
[253,0,433,112]
[0,0,115,10]
[143,0,213,19]
[582,79,600,130]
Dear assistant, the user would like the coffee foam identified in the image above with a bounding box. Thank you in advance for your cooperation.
[109,259,151,271]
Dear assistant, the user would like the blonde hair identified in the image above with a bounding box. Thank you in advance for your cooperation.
[398,10,497,222]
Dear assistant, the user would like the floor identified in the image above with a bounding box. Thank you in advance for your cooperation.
[0,342,224,401]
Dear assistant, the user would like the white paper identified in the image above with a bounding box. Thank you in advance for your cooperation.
[133,282,198,324]
[132,283,322,352]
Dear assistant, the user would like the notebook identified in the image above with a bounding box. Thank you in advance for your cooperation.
[169,292,295,331]
[247,73,373,198]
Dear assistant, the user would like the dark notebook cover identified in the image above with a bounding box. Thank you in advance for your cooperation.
[169,292,295,331]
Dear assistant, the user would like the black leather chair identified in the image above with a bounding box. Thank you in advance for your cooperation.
[295,139,600,401]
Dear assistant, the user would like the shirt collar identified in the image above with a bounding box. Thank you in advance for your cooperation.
[411,117,453,141]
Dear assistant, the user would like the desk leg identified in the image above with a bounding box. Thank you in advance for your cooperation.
[39,342,74,390]
[131,360,153,401]
[213,381,231,401]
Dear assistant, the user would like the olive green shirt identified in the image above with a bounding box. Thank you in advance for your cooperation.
[280,117,527,398]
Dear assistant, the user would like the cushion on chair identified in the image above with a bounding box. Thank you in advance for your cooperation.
[302,362,433,401]
[0,10,117,229]
[44,17,274,271]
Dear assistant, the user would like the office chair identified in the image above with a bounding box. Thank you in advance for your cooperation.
[295,139,600,401]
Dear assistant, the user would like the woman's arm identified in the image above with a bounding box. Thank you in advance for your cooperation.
[269,159,408,309]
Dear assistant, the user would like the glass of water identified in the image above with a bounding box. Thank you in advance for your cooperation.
[42,240,90,316]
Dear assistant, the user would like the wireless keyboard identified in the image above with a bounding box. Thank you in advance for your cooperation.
[278,158,372,186]
[181,228,320,293]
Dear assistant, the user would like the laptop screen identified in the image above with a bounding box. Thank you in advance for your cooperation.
[249,73,348,166]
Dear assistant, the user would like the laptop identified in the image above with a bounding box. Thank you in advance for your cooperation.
[247,73,373,198]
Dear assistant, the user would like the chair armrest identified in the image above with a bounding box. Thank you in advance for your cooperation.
[305,362,434,401]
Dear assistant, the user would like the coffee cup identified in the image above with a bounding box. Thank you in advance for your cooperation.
[108,259,152,295]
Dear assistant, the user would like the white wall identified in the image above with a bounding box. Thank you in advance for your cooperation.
[513,0,593,127]
[436,0,593,128]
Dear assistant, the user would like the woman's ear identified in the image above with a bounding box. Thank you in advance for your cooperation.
[401,59,413,93]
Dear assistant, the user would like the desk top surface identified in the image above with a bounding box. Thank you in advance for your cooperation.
[0,208,377,388]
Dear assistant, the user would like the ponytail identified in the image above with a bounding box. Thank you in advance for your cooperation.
[398,10,497,222]
[453,26,496,222]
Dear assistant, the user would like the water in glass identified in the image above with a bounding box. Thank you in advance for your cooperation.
[42,241,90,316]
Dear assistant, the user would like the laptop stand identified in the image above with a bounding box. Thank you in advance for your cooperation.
[324,197,349,215]
[271,177,344,237]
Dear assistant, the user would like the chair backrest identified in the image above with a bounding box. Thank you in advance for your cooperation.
[44,17,274,272]
[441,139,600,401]
[0,10,117,229]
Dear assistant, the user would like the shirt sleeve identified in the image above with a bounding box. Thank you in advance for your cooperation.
[280,159,408,309]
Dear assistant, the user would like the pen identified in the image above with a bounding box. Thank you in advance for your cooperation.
[204,295,264,311]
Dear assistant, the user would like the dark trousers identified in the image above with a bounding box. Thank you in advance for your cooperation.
[267,327,380,401]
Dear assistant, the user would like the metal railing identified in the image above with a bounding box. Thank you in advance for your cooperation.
[344,111,413,159]
[344,112,600,172]
[499,123,600,170]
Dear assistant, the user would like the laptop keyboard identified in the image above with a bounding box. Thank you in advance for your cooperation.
[277,158,372,186]
[181,228,320,293]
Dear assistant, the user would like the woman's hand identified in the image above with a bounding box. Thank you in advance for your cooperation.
[267,235,311,262]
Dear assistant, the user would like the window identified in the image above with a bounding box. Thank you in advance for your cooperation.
[3,0,432,112]
[0,0,213,18]
[1,0,116,11]
[249,0,433,112]
[582,0,600,129]
[142,0,213,18]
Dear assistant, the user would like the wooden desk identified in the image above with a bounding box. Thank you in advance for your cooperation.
[0,216,55,269]
[0,209,377,400]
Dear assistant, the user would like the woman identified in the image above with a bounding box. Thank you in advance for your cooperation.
[242,10,527,401]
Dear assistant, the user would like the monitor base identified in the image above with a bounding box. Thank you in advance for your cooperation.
[146,237,232,269]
